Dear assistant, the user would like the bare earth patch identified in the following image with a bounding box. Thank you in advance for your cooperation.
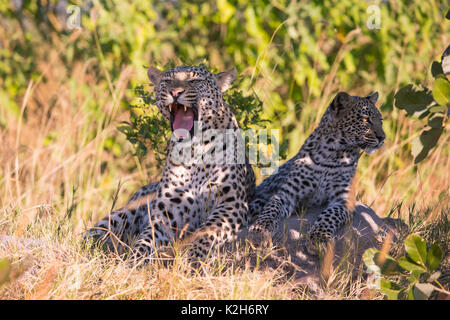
[238,202,407,295]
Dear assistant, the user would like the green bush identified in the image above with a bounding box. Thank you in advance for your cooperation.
[363,234,445,300]
[1,0,448,157]
[118,67,285,168]
[394,45,449,164]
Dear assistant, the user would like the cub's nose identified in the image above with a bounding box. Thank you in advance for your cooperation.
[170,87,185,98]
[376,132,385,142]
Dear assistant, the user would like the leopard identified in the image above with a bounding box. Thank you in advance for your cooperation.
[84,65,256,263]
[247,91,385,252]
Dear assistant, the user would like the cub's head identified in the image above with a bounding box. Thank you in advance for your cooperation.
[147,65,236,138]
[328,91,385,154]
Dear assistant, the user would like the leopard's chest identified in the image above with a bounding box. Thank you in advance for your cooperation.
[303,169,329,207]
[307,166,354,206]
[162,163,242,208]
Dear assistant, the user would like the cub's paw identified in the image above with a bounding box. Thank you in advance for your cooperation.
[248,224,273,247]
[130,241,157,266]
[306,229,333,256]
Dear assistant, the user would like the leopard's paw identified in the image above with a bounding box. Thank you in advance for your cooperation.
[306,229,333,256]
[248,224,273,247]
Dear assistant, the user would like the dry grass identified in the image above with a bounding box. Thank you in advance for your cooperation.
[0,58,301,299]
[0,29,448,300]
[0,235,300,299]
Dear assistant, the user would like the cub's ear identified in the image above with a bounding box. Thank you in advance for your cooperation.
[331,92,355,116]
[366,92,379,104]
[147,66,163,86]
[213,68,237,93]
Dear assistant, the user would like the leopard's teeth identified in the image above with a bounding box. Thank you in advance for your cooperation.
[169,105,172,112]
[184,106,187,112]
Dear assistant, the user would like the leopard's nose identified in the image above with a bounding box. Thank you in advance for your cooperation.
[170,87,185,98]
[376,132,385,141]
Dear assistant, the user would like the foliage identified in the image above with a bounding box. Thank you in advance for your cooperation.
[0,0,448,300]
[117,85,168,164]
[394,43,450,163]
[118,68,285,168]
[363,234,445,300]
[1,0,449,158]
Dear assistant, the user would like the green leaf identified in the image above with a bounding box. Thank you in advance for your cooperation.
[404,234,427,266]
[394,84,434,117]
[426,244,443,270]
[409,270,423,283]
[0,258,11,286]
[411,127,444,163]
[217,0,236,23]
[431,61,444,78]
[380,279,402,300]
[429,105,448,114]
[427,271,441,283]
[413,282,435,300]
[363,248,402,276]
[374,252,403,275]
[427,114,444,128]
[432,77,450,107]
[398,256,427,273]
[408,285,415,300]
[362,248,379,270]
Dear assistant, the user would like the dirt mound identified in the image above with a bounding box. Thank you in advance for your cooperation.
[238,202,407,288]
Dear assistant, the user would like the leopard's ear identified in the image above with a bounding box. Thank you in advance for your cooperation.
[147,66,163,86]
[331,92,355,116]
[366,92,379,104]
[213,68,237,93]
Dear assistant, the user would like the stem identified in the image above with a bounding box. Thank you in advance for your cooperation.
[432,280,450,295]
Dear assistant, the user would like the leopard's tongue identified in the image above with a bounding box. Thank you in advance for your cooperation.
[172,107,194,132]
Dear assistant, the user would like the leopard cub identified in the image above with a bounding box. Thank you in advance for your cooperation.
[248,91,385,251]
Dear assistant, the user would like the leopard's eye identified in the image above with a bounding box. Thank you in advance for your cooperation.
[363,117,373,125]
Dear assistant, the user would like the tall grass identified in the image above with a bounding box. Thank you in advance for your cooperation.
[0,0,448,299]
[0,54,447,299]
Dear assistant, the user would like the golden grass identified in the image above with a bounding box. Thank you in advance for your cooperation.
[0,36,448,300]
[0,235,301,299]
[0,57,300,299]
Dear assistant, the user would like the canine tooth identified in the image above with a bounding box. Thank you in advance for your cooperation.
[169,105,172,112]
[184,106,187,112]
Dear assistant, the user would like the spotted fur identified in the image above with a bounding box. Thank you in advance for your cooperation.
[248,92,385,251]
[84,66,255,263]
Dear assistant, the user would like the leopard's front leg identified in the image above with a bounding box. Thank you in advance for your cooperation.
[132,216,175,263]
[84,207,146,254]
[249,188,300,244]
[307,200,353,253]
[184,200,248,262]
[84,182,158,253]
[131,195,186,263]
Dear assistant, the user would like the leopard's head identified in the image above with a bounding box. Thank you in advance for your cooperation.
[147,65,236,139]
[327,91,385,154]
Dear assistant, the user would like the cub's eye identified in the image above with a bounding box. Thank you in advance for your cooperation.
[364,117,373,125]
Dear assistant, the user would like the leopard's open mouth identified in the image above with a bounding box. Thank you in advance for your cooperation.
[168,102,198,139]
